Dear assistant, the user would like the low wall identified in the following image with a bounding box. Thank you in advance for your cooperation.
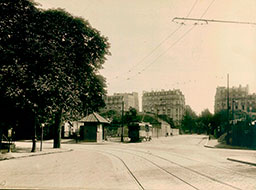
[171,128,179,136]
[151,128,179,138]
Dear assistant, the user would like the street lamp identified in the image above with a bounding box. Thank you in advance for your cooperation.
[40,123,45,151]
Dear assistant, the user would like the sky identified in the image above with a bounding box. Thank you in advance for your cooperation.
[35,0,256,114]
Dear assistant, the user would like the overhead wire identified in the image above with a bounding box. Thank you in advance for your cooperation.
[173,17,256,26]
[110,25,183,80]
[126,25,196,80]
[110,0,199,80]
[162,0,217,88]
[200,0,216,18]
[126,0,217,81]
[186,0,199,17]
[122,25,182,74]
[82,0,95,13]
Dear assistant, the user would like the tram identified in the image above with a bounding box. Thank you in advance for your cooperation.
[128,122,152,142]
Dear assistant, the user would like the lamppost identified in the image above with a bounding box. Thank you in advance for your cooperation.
[40,123,45,151]
[121,98,124,142]
[226,74,230,145]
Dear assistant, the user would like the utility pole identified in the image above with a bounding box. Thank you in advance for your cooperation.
[226,74,230,145]
[121,99,124,142]
[232,99,235,124]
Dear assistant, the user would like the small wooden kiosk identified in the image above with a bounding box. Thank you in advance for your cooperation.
[79,112,109,142]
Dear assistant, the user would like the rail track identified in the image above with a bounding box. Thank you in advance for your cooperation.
[119,145,256,179]
[98,150,145,190]
[97,149,199,190]
[94,146,244,190]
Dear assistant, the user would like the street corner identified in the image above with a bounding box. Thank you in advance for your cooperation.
[204,139,219,148]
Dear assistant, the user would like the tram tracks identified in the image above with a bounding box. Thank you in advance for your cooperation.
[94,146,243,190]
[97,149,198,190]
[108,143,256,177]
[98,150,145,190]
[122,146,256,179]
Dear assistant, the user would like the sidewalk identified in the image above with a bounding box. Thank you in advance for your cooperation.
[204,139,256,167]
[0,141,72,161]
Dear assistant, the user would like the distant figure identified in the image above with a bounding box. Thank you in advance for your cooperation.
[74,132,79,143]
[74,133,77,143]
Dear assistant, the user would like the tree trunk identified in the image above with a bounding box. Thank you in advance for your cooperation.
[31,113,37,152]
[53,109,62,148]
[0,126,2,150]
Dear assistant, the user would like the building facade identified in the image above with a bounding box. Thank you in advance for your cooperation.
[142,89,185,124]
[104,92,139,112]
[214,85,256,116]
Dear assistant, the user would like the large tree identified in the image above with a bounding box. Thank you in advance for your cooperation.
[181,106,198,134]
[197,109,213,134]
[0,0,110,150]
[0,0,40,151]
[32,9,110,148]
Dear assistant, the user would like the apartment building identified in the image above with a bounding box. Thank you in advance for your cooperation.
[104,92,139,112]
[214,85,256,115]
[142,89,185,124]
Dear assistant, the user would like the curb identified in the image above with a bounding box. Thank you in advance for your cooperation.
[204,144,215,148]
[227,158,256,167]
[0,149,73,161]
[204,139,256,167]
[204,138,215,148]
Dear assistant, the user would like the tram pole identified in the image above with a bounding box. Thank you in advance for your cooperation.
[226,74,230,145]
[121,99,124,142]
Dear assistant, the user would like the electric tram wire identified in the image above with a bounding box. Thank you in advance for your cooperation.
[110,0,200,80]
[125,0,216,81]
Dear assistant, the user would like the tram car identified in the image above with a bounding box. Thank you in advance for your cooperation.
[128,122,152,142]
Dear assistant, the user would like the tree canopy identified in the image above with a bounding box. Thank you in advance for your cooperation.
[180,106,198,133]
[0,0,110,149]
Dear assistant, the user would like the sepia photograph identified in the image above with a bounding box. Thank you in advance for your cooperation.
[0,0,256,189]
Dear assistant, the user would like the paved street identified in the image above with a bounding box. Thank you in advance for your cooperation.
[0,135,256,190]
